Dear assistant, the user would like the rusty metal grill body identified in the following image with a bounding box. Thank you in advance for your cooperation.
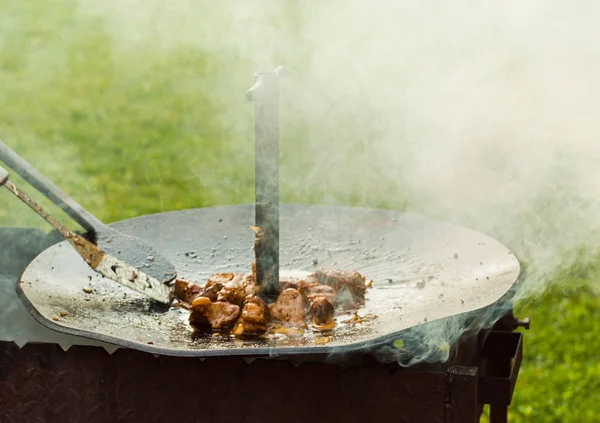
[0,326,522,423]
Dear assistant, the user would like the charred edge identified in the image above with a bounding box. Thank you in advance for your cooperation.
[71,234,105,269]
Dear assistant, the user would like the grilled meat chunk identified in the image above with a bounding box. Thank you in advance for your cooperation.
[269,288,306,328]
[184,262,372,338]
[279,276,300,291]
[198,284,221,303]
[232,296,270,337]
[207,272,236,285]
[244,275,258,298]
[308,295,336,328]
[217,273,255,307]
[198,272,234,302]
[297,279,336,304]
[189,297,241,330]
[312,268,367,309]
[174,278,203,305]
[296,278,336,328]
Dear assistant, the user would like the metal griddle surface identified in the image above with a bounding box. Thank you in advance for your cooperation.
[17,204,520,357]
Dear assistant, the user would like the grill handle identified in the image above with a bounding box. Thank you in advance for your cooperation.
[0,164,8,187]
[0,140,104,233]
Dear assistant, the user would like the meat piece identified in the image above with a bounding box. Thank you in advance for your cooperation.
[244,275,258,298]
[308,295,336,328]
[269,288,306,328]
[207,273,236,285]
[198,284,221,302]
[232,296,270,337]
[312,268,367,309]
[296,278,336,328]
[198,273,234,301]
[297,280,336,304]
[217,273,254,307]
[174,278,203,304]
[279,276,299,291]
[189,297,241,331]
[312,269,366,295]
[280,281,298,291]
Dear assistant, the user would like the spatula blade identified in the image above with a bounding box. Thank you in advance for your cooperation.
[95,252,172,304]
[96,231,177,285]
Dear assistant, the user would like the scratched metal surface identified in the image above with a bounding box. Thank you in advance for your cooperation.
[17,204,520,357]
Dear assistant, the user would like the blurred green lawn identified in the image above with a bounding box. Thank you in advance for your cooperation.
[1,2,599,422]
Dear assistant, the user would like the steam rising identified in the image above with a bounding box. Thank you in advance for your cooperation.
[3,1,599,364]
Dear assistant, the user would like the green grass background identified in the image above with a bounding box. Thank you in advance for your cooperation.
[0,2,599,421]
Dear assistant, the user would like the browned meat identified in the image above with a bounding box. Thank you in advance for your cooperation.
[189,297,241,330]
[232,296,270,337]
[244,274,258,298]
[279,276,299,291]
[198,284,221,302]
[174,278,203,304]
[312,268,367,309]
[197,273,234,301]
[208,272,236,285]
[269,288,306,328]
[184,261,372,337]
[297,280,336,304]
[308,295,336,328]
[217,273,254,307]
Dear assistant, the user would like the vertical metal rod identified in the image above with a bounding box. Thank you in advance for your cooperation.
[246,68,282,302]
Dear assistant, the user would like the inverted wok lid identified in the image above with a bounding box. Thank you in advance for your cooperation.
[17,204,520,357]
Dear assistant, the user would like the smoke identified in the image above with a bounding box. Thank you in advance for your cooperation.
[2,0,600,364]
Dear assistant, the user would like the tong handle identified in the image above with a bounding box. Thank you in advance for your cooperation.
[0,164,8,187]
[0,139,104,233]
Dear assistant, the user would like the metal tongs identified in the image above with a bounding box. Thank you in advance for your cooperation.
[0,142,174,304]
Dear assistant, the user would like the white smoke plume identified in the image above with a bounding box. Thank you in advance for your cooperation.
[4,0,599,364]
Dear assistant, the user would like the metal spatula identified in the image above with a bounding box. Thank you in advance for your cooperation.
[0,140,177,286]
[0,164,171,304]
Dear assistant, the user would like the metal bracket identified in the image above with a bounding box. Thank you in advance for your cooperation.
[479,331,524,423]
